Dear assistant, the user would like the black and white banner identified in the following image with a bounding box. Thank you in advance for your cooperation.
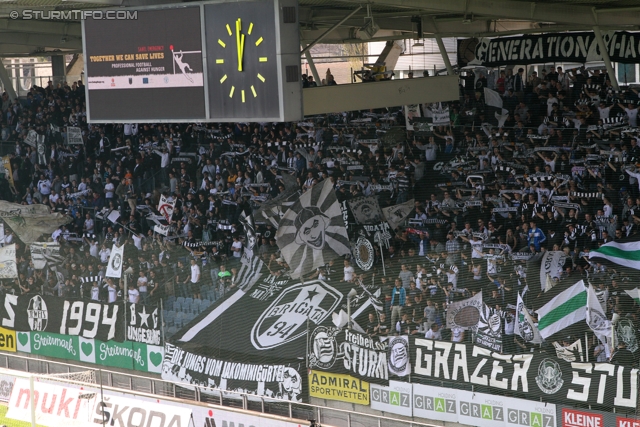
[353,236,374,271]
[126,303,161,345]
[29,242,63,270]
[105,244,123,278]
[66,126,84,145]
[386,335,410,378]
[348,196,385,225]
[307,326,388,384]
[474,305,502,352]
[445,292,483,330]
[411,338,639,411]
[459,31,640,67]
[0,294,124,342]
[162,343,305,402]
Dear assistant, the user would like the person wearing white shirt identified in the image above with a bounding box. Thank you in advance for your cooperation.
[49,190,59,204]
[37,175,51,196]
[231,236,243,258]
[127,284,139,303]
[99,245,111,264]
[106,279,118,303]
[104,178,115,200]
[132,234,143,250]
[90,282,101,301]
[343,260,355,282]
[425,323,442,340]
[190,259,201,299]
[624,102,639,127]
[89,240,99,258]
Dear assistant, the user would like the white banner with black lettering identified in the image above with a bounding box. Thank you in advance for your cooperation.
[161,342,305,402]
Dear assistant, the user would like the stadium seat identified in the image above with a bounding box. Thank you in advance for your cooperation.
[200,299,211,311]
[207,290,216,302]
[172,301,182,312]
[191,299,201,313]
[174,312,185,328]
[176,296,185,306]
[165,295,176,308]
[185,297,194,306]
[200,285,209,296]
[167,326,178,338]
[184,312,195,323]
[181,300,191,313]
[164,311,176,327]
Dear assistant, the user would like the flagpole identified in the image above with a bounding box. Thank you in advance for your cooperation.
[379,241,386,276]
[585,332,589,362]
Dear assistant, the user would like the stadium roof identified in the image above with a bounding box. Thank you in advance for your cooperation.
[0,0,639,56]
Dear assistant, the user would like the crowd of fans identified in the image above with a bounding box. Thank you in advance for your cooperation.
[0,66,640,363]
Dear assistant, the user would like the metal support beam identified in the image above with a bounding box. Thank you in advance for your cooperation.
[51,55,66,86]
[0,60,17,101]
[300,6,362,55]
[593,26,619,90]
[302,45,323,86]
[435,35,453,76]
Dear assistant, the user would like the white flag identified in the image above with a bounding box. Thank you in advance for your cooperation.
[515,293,543,344]
[484,87,503,109]
[0,244,18,278]
[553,339,584,362]
[586,283,612,345]
[158,195,176,222]
[105,244,124,278]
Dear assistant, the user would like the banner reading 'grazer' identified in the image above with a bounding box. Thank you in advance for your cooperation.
[458,31,640,67]
[410,338,639,412]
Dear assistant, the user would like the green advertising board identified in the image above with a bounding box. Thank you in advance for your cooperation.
[16,331,162,374]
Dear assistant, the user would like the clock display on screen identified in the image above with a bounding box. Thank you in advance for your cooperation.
[205,2,280,120]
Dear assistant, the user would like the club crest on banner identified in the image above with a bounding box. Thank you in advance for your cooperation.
[617,319,638,353]
[27,295,48,332]
[517,300,535,342]
[387,336,410,377]
[308,326,339,370]
[535,358,564,395]
[353,237,374,271]
[251,280,342,350]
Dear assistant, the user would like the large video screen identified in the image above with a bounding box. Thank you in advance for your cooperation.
[83,6,206,121]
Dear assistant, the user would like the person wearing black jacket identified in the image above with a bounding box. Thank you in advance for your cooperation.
[610,341,635,366]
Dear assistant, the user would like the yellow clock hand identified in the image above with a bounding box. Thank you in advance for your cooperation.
[236,18,245,72]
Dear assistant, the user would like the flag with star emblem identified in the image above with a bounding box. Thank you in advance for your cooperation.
[126,303,162,345]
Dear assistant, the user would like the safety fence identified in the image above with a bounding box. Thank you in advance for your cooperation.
[0,352,444,427]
